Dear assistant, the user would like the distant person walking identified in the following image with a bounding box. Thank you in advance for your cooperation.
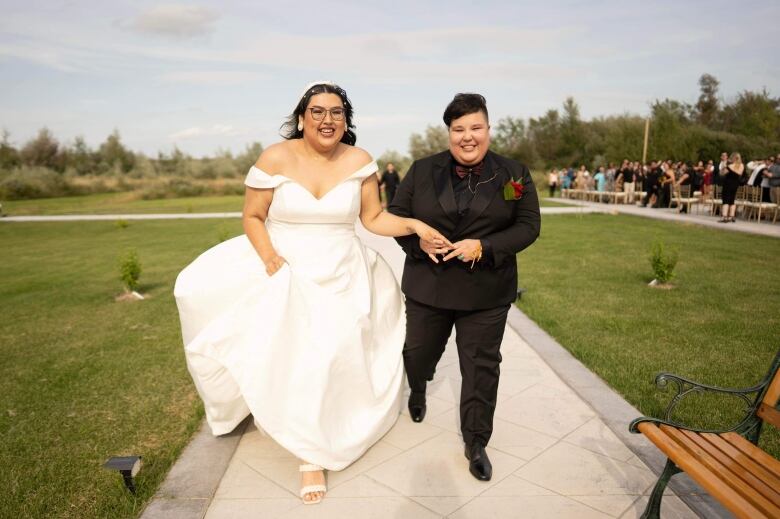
[548,168,558,197]
[379,162,401,206]
[719,152,744,223]
[716,151,729,187]
[762,155,780,204]
[618,159,635,203]
[642,161,661,207]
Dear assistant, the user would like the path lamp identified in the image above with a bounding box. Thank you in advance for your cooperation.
[103,456,142,494]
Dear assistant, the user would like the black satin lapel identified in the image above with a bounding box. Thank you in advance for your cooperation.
[433,159,458,221]
[454,155,506,235]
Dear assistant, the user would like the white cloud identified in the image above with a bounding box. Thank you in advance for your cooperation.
[123,4,219,39]
[159,69,268,85]
[169,124,245,140]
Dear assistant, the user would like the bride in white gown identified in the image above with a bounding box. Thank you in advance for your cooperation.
[174,82,451,504]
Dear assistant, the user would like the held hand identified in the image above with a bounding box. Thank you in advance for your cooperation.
[412,221,453,263]
[263,253,286,276]
[419,237,453,264]
[442,239,482,263]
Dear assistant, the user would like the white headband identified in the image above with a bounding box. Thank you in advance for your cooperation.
[299,80,337,101]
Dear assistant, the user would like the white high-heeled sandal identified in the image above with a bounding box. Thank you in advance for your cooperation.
[299,464,326,505]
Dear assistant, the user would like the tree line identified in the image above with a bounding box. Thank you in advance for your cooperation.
[397,74,779,172]
[2,73,778,200]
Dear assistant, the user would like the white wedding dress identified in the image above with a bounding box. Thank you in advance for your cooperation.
[174,161,405,470]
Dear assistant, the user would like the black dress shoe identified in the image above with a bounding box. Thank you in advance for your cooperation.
[464,443,492,481]
[408,393,426,423]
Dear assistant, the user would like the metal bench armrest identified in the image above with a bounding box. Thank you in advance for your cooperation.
[628,372,768,437]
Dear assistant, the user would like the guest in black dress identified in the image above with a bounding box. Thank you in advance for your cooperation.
[380,163,401,206]
[719,152,744,223]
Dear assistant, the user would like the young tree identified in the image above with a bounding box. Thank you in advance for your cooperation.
[491,116,537,165]
[559,97,587,165]
[234,141,264,171]
[695,73,721,128]
[98,129,135,173]
[0,129,21,170]
[67,136,95,175]
[721,89,780,141]
[527,110,561,165]
[20,128,61,170]
[408,125,448,161]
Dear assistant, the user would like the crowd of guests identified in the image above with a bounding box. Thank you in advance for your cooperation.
[548,153,780,221]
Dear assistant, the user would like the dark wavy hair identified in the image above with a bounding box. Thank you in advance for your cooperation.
[443,93,489,127]
[280,83,357,145]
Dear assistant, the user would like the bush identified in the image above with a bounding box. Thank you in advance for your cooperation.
[650,239,678,283]
[119,250,142,292]
[0,167,70,199]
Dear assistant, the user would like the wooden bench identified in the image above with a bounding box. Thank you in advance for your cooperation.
[629,351,780,519]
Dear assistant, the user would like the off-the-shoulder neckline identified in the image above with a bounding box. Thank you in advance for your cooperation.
[249,160,377,201]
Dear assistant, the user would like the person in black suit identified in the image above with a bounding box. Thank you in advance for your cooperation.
[389,93,540,481]
[380,162,401,206]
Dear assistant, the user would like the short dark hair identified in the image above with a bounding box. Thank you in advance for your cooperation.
[442,93,488,127]
[280,82,357,145]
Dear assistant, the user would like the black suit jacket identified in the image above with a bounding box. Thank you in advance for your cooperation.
[388,150,540,311]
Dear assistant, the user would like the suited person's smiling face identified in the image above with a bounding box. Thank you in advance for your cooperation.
[448,111,490,166]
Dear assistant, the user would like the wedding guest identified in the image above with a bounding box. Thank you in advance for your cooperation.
[719,152,744,222]
[618,160,635,203]
[548,168,558,197]
[380,162,401,206]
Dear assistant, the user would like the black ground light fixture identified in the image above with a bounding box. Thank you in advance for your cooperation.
[103,456,142,494]
[516,287,526,300]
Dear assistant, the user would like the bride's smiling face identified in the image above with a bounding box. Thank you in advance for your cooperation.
[300,93,346,150]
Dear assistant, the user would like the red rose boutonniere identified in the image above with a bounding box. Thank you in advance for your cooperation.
[503,179,524,201]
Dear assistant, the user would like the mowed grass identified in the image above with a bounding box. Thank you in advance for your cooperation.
[2,190,568,216]
[2,192,245,216]
[516,213,780,456]
[0,218,244,518]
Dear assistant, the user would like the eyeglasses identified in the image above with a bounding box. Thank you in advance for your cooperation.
[308,106,345,121]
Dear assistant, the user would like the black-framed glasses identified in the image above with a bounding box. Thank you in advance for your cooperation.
[308,106,345,121]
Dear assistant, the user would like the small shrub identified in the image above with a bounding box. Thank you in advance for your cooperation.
[120,249,142,292]
[115,219,129,229]
[650,239,678,283]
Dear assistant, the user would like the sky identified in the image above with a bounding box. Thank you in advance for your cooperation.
[1,0,778,160]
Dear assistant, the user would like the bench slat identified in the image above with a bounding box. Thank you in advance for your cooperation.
[684,430,780,508]
[660,425,780,518]
[757,403,780,430]
[764,371,780,407]
[637,422,767,519]
[701,432,780,502]
[723,432,780,479]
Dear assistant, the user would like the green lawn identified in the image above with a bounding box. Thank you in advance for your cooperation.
[2,192,245,216]
[1,191,572,216]
[0,218,243,518]
[2,209,779,518]
[517,213,780,456]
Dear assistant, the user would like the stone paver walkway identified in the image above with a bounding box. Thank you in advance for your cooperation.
[203,332,697,519]
[551,197,780,238]
[196,227,698,519]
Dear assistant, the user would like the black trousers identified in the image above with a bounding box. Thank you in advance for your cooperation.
[403,297,509,447]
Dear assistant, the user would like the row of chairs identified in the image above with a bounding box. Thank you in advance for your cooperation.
[561,185,780,223]
[560,188,638,204]
[678,185,780,223]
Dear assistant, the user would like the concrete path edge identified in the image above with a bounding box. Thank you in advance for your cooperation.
[139,415,251,519]
[506,305,730,519]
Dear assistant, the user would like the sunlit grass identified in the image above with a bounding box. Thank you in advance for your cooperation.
[517,213,780,456]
